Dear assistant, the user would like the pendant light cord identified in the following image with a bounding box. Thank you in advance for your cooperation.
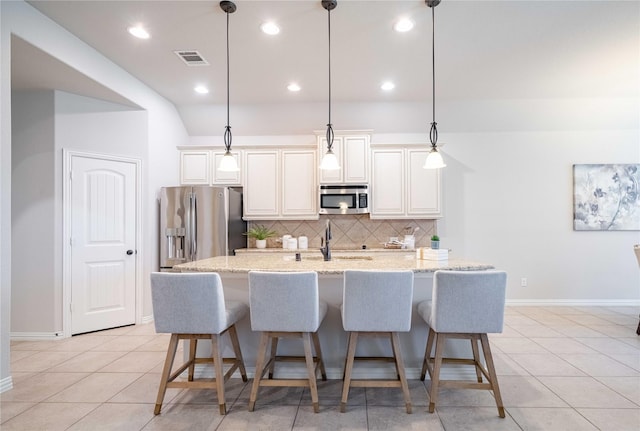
[429,5,438,149]
[224,9,232,153]
[326,5,334,151]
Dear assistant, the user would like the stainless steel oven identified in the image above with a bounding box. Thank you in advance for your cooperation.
[319,185,369,215]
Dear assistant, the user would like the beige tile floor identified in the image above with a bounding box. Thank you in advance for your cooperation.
[1,306,639,430]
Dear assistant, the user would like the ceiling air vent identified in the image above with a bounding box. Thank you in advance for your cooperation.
[174,50,209,66]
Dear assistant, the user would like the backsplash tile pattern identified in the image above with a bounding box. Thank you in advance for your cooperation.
[246,215,436,249]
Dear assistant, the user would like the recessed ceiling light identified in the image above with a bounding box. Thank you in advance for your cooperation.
[127,25,150,39]
[381,81,395,91]
[394,18,414,33]
[194,85,209,94]
[261,22,280,35]
[287,83,301,92]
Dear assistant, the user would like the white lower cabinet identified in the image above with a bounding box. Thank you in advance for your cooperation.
[243,148,318,220]
[371,147,441,219]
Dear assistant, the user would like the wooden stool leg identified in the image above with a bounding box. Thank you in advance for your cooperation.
[249,332,269,412]
[228,324,248,382]
[470,334,484,383]
[268,336,279,379]
[211,334,226,415]
[428,333,445,413]
[311,332,327,381]
[421,327,435,381]
[391,332,412,414]
[480,334,505,418]
[303,332,320,413]
[155,333,179,415]
[187,337,197,381]
[340,332,358,413]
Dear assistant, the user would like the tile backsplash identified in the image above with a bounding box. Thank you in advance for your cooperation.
[245,215,436,249]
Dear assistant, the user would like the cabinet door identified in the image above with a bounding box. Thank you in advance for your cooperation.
[212,151,241,185]
[318,136,343,183]
[180,151,210,185]
[243,150,279,219]
[282,150,318,219]
[343,136,369,183]
[371,149,405,217]
[407,149,441,217]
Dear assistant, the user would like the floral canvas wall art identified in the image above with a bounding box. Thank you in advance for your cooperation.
[573,164,639,231]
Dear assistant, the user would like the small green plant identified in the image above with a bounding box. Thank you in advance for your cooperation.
[244,225,278,240]
[431,235,440,241]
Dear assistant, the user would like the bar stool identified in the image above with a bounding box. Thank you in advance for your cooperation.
[150,272,248,415]
[248,271,327,413]
[340,270,414,414]
[418,270,507,417]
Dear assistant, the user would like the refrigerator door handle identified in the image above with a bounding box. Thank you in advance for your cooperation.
[191,193,197,260]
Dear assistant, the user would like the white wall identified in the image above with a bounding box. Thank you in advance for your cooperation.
[11,90,57,334]
[1,0,187,390]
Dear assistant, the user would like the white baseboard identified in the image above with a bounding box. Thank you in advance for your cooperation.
[0,376,13,393]
[140,314,154,325]
[506,299,640,307]
[10,331,66,341]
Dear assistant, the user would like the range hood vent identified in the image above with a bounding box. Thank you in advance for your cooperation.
[174,50,209,66]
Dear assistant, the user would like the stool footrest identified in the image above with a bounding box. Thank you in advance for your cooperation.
[349,379,403,388]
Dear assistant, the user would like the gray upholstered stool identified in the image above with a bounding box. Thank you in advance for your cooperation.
[248,271,327,413]
[340,270,414,414]
[418,270,507,417]
[150,272,248,415]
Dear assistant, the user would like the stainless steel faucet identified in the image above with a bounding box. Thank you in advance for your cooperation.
[320,220,332,261]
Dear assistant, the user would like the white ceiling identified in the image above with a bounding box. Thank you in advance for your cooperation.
[13,0,640,134]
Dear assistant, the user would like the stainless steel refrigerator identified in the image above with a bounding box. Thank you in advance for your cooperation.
[159,186,245,270]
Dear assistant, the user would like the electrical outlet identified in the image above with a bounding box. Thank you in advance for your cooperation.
[520,277,527,287]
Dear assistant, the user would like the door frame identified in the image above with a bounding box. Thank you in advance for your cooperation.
[62,149,143,337]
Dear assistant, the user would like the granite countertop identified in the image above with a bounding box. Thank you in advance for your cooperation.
[174,252,493,275]
[234,247,414,254]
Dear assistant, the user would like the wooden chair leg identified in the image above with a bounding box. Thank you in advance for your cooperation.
[340,332,358,413]
[470,334,484,383]
[268,336,279,379]
[211,334,226,415]
[480,334,505,418]
[155,333,179,415]
[249,332,269,412]
[311,332,327,381]
[421,327,435,381]
[391,332,412,414]
[187,337,197,381]
[302,332,320,413]
[428,332,445,414]
[228,324,248,382]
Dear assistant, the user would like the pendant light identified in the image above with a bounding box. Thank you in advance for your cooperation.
[319,0,340,171]
[218,1,240,172]
[423,0,446,169]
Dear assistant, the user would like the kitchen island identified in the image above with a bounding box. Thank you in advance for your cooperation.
[174,251,494,379]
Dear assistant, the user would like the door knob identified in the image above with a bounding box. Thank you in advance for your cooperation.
[126,250,134,255]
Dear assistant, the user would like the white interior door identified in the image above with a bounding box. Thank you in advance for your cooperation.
[70,155,137,334]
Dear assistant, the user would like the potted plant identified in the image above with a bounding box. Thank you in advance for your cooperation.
[431,235,440,250]
[245,225,278,249]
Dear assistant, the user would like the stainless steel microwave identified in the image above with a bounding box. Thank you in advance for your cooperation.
[319,185,369,215]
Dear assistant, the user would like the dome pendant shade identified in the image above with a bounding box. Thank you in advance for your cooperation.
[423,147,446,169]
[219,150,240,172]
[319,149,340,170]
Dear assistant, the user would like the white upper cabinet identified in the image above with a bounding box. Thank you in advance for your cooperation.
[180,149,242,186]
[318,133,370,184]
[180,150,210,185]
[243,148,318,220]
[370,146,442,219]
